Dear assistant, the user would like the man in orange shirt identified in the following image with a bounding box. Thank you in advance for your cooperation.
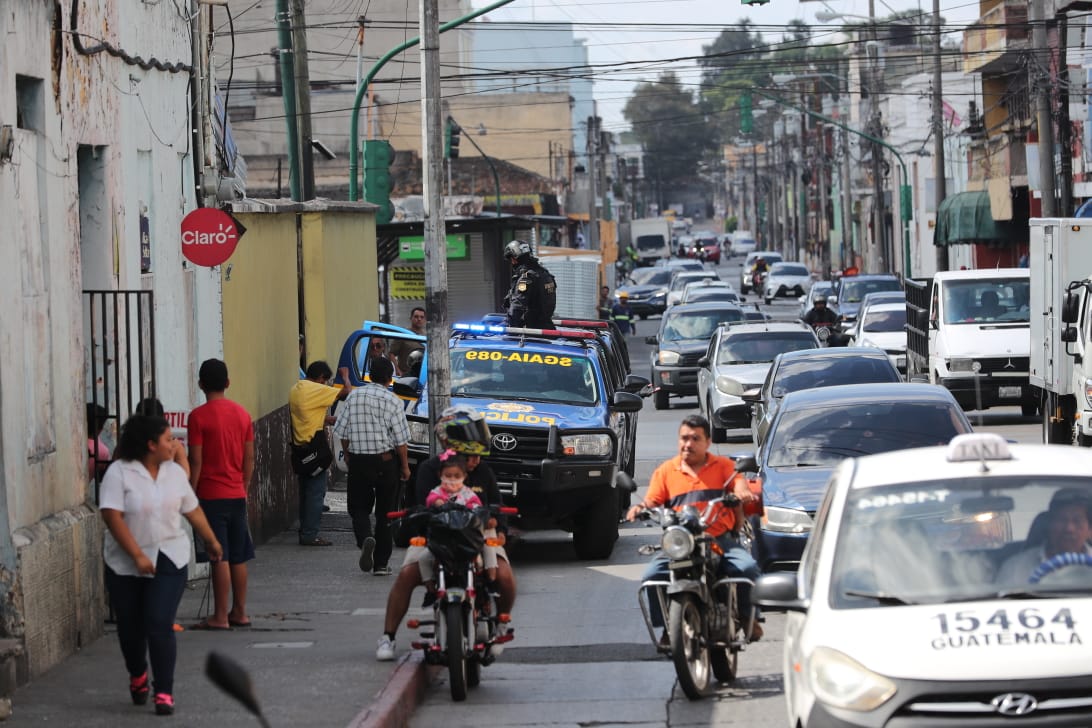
[626,414,763,641]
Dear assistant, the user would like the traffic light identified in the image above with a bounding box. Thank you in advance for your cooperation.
[444,117,461,159]
[740,91,753,135]
[363,139,394,225]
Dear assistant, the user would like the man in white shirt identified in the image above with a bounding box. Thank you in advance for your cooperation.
[996,488,1092,586]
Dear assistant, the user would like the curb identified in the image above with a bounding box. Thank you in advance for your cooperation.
[346,652,434,728]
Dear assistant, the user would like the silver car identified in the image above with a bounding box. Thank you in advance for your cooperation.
[696,321,819,442]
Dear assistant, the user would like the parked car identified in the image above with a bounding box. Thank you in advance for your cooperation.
[615,266,673,319]
[763,262,812,304]
[755,433,1092,728]
[798,281,834,318]
[696,321,819,442]
[740,382,972,571]
[831,274,902,332]
[647,302,745,410]
[666,270,719,308]
[747,347,902,447]
[740,251,784,294]
[849,301,908,374]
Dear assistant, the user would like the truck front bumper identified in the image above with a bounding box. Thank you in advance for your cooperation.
[939,375,1036,410]
[652,365,700,395]
[492,459,618,528]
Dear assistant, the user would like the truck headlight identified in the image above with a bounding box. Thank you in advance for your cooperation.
[407,420,431,445]
[809,646,896,712]
[561,433,612,457]
[1085,379,1092,404]
[948,358,974,372]
[763,505,813,534]
[661,526,694,560]
[658,350,680,365]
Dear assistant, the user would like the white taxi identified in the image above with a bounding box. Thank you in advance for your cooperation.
[755,433,1092,727]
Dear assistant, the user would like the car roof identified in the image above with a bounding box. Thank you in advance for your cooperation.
[776,346,890,362]
[779,382,960,409]
[846,440,1092,491]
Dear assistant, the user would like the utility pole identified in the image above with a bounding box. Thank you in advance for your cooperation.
[587,115,600,250]
[420,0,449,449]
[274,0,301,201]
[819,128,831,278]
[868,0,887,271]
[1031,0,1057,217]
[290,0,315,199]
[932,0,948,272]
[751,142,759,245]
[1057,13,1074,215]
[841,127,853,270]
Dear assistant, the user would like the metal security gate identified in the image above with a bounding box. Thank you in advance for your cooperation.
[83,290,157,501]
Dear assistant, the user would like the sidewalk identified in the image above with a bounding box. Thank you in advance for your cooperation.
[4,493,431,727]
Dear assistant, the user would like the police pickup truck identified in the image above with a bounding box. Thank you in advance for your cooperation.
[410,321,647,560]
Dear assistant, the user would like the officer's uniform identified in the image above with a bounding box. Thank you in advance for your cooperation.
[505,258,556,329]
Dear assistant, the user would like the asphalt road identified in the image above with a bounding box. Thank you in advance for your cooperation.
[408,256,1042,726]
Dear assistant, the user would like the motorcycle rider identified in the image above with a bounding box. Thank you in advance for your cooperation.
[376,406,516,661]
[803,289,849,345]
[503,240,557,329]
[625,414,763,643]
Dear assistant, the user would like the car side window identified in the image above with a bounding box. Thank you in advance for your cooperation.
[801,466,841,597]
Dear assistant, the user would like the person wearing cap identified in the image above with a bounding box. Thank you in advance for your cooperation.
[502,240,557,329]
[375,406,517,661]
[610,291,634,335]
[995,488,1092,586]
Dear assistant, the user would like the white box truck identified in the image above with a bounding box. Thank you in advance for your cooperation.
[629,218,672,266]
[1029,218,1092,443]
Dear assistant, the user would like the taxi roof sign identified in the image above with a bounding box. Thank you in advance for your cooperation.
[946,433,1012,463]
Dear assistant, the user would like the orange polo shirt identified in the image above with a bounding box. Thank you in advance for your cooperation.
[646,454,739,537]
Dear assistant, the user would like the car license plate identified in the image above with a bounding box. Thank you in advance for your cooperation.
[999,386,1021,398]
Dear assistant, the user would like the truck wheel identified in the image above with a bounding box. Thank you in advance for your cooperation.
[709,399,727,443]
[1078,432,1092,448]
[654,387,670,410]
[1042,394,1072,444]
[573,492,618,560]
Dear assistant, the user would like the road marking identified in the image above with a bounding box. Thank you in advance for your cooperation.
[250,641,314,649]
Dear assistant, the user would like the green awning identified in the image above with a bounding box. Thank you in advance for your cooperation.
[934,190,1019,246]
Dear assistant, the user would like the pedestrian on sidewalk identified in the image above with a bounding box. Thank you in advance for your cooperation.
[100,414,223,716]
[333,356,410,576]
[289,361,352,547]
[187,359,256,630]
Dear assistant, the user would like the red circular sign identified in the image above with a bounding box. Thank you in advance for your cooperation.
[180,208,240,267]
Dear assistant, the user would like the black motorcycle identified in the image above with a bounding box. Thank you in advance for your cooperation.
[636,495,756,700]
[388,502,516,701]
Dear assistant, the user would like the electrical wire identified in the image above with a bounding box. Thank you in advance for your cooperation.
[69,0,193,74]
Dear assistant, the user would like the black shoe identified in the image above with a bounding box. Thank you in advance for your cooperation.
[322,505,331,512]
[359,538,376,572]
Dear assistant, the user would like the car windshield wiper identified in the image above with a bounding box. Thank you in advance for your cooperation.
[994,588,1091,600]
[843,589,914,605]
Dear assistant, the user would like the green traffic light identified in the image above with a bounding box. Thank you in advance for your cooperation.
[363,139,395,225]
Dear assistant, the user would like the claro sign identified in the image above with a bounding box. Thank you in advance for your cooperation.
[180,208,241,267]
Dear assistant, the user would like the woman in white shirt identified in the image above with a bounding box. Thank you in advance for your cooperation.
[100,415,223,716]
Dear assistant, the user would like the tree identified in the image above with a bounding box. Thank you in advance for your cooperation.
[622,72,714,188]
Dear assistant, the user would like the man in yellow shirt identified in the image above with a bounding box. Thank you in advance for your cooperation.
[289,361,352,546]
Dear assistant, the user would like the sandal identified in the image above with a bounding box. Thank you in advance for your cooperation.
[154,693,174,716]
[129,671,149,705]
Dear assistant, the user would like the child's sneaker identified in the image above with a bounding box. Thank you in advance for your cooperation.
[129,671,149,705]
[153,693,174,716]
[376,634,396,661]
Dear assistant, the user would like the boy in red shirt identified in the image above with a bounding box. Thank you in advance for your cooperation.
[188,359,255,630]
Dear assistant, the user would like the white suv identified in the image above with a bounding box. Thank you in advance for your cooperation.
[756,433,1092,727]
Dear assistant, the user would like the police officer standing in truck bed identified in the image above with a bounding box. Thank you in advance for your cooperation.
[503,240,557,329]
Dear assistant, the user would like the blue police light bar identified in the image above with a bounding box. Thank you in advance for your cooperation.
[453,322,507,334]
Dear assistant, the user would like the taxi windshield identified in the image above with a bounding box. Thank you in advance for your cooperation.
[830,476,1092,609]
[449,348,598,405]
[717,332,817,365]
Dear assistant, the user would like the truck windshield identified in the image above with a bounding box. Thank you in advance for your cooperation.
[449,348,598,405]
[635,235,666,251]
[942,278,1030,325]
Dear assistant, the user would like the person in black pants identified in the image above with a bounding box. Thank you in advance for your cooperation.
[332,356,411,575]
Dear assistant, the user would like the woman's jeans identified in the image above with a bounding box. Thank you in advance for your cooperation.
[106,552,188,695]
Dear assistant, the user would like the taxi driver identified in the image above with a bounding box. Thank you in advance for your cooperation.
[995,488,1092,586]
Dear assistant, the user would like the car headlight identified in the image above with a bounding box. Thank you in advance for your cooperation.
[407,420,430,445]
[658,350,681,365]
[763,505,813,534]
[948,358,974,372]
[661,526,694,560]
[715,375,750,396]
[808,646,896,712]
[649,290,667,301]
[560,433,612,457]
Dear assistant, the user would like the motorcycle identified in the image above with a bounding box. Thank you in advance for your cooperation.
[387,502,517,701]
[751,269,767,294]
[635,493,757,700]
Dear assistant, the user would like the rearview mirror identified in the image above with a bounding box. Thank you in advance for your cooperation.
[732,452,758,473]
[1062,326,1078,343]
[611,391,643,413]
[623,374,651,394]
[698,356,710,367]
[754,572,808,613]
[1062,290,1081,324]
[741,387,761,403]
[644,335,658,345]
[614,472,638,493]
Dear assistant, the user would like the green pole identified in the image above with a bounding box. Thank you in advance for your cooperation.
[349,0,519,201]
[754,88,913,277]
[275,0,301,201]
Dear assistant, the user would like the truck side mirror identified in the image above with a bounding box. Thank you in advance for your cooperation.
[1062,291,1081,324]
[1062,326,1078,343]
[644,335,658,345]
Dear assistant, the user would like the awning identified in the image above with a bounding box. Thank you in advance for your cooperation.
[934,190,1020,246]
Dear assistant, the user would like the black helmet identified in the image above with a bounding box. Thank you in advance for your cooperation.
[812,290,829,304]
[407,349,424,375]
[504,240,533,260]
[437,405,491,455]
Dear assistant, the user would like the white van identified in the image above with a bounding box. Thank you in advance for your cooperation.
[629,218,672,266]
[731,231,757,256]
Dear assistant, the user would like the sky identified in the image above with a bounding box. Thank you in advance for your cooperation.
[472,0,983,133]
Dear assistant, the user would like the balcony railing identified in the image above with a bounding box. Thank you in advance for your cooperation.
[963,0,1030,75]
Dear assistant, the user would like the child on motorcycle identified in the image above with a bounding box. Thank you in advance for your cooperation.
[425,451,499,585]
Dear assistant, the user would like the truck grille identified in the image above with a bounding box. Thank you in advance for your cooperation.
[677,352,705,367]
[974,357,1029,374]
[486,425,550,462]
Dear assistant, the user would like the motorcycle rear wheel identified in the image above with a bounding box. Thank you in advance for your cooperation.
[446,602,469,701]
[668,595,711,700]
